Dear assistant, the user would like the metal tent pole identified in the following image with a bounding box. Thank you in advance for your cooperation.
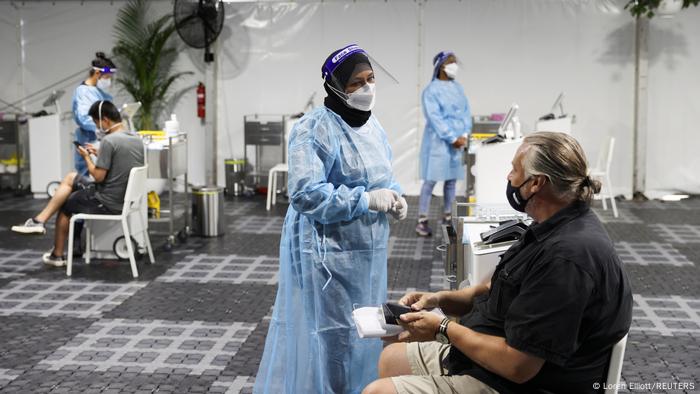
[632,16,649,200]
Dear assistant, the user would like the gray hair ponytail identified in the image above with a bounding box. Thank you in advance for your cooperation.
[522,132,602,203]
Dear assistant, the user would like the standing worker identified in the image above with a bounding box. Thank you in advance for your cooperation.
[72,52,116,176]
[416,51,472,236]
[254,44,407,394]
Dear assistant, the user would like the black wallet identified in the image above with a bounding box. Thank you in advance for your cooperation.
[381,302,413,326]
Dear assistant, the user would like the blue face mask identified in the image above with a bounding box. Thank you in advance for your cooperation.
[506,177,533,212]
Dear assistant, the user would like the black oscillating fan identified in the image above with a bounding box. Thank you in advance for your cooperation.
[174,0,225,63]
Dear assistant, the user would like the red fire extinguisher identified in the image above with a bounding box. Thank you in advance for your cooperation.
[196,82,206,119]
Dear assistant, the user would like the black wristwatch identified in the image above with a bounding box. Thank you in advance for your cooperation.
[435,317,451,344]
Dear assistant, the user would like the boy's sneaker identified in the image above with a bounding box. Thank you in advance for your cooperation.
[11,218,46,235]
[442,215,452,225]
[415,220,433,237]
[42,250,67,267]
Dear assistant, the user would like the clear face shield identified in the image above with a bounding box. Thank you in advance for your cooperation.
[93,66,116,90]
[322,44,398,110]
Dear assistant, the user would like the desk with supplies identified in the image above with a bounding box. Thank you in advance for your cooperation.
[443,202,528,289]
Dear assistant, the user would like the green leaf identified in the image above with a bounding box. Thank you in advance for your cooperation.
[112,0,190,129]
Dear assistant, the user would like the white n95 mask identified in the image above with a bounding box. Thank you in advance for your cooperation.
[443,63,459,79]
[97,78,112,91]
[346,83,376,111]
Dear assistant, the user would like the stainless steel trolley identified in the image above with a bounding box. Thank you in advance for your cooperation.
[145,133,190,248]
[0,118,30,192]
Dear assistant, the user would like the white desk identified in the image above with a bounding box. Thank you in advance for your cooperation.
[28,114,71,198]
[462,221,516,287]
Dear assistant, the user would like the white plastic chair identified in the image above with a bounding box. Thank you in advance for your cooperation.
[266,117,296,211]
[604,334,628,394]
[67,165,155,278]
[591,136,618,218]
[266,163,289,211]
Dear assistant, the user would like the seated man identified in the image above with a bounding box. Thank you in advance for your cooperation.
[12,100,145,267]
[363,132,633,394]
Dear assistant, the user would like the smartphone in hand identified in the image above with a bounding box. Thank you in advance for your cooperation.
[382,302,413,326]
[72,141,82,148]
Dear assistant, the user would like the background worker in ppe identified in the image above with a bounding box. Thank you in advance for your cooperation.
[72,52,116,176]
[254,44,407,394]
[415,51,472,237]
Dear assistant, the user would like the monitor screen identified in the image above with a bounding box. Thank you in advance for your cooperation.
[551,92,564,116]
[498,103,519,135]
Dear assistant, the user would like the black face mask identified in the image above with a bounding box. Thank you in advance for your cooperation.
[506,177,533,212]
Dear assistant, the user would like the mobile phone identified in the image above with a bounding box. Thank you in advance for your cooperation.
[72,141,82,148]
[381,302,413,326]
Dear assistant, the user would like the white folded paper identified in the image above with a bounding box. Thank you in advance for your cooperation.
[352,306,446,339]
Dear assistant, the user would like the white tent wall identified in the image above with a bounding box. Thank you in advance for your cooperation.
[0,5,20,110]
[216,1,422,192]
[0,1,207,187]
[421,0,636,197]
[647,9,700,195]
[0,0,697,198]
[218,0,636,197]
[6,1,128,153]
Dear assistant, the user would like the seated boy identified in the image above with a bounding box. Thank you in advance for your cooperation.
[12,100,144,266]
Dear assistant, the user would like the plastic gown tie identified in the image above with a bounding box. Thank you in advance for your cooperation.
[314,226,332,291]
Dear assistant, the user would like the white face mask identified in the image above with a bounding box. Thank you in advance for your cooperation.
[97,77,112,91]
[346,83,376,111]
[96,122,121,140]
[95,100,122,140]
[443,63,459,79]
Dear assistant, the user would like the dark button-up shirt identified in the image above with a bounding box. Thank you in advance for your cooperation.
[447,201,633,394]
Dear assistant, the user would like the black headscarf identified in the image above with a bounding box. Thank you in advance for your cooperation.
[322,50,373,127]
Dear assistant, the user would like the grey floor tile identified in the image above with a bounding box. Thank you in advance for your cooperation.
[105,281,276,323]
[1,191,700,392]
[0,315,96,370]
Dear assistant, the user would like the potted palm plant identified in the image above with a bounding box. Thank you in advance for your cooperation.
[112,0,192,130]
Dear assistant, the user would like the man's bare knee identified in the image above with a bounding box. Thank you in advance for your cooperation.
[379,342,410,378]
[362,379,397,394]
[63,172,77,186]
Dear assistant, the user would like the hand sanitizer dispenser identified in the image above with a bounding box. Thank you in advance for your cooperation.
[164,114,180,137]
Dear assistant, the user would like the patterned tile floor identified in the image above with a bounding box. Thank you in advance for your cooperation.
[0,193,698,393]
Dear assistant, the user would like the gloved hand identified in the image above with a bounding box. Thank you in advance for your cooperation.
[366,189,399,213]
[390,196,408,220]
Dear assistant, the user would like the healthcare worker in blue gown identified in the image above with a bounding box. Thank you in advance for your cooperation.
[72,52,115,176]
[254,44,408,394]
[415,51,472,237]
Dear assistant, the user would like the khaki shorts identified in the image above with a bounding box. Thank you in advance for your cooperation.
[391,341,499,394]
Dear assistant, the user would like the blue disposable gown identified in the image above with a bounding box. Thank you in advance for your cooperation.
[254,106,402,394]
[419,79,472,182]
[72,83,112,175]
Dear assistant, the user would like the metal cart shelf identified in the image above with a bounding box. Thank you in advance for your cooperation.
[243,114,285,189]
[145,133,190,248]
[0,118,30,192]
